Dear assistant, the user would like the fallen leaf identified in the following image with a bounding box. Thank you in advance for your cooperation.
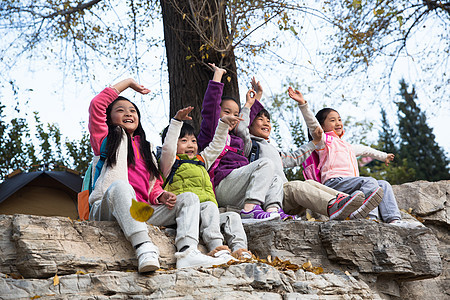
[75,270,86,275]
[130,199,154,222]
[53,273,59,286]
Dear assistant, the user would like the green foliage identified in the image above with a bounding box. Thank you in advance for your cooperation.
[396,79,450,181]
[0,98,92,180]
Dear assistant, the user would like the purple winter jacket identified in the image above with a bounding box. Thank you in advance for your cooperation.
[197,80,249,188]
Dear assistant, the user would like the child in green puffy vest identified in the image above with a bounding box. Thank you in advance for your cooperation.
[160,106,252,260]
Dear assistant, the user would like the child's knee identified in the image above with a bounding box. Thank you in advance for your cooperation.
[254,157,275,172]
[177,192,200,207]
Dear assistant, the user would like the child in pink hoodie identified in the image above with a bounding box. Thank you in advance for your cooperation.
[88,78,227,273]
[288,87,423,229]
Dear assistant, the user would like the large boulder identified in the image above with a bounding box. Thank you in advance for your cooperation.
[0,180,448,299]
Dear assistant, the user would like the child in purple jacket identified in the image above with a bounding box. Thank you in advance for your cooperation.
[197,64,284,222]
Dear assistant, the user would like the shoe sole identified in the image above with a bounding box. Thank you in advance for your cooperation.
[139,261,160,273]
[350,187,384,219]
[329,192,365,220]
[241,213,281,224]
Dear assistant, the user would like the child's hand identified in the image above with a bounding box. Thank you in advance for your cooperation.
[385,153,395,166]
[174,106,194,121]
[129,79,151,95]
[209,63,227,82]
[311,126,323,145]
[221,115,244,130]
[251,77,263,100]
[158,191,177,210]
[288,87,306,105]
[244,89,257,108]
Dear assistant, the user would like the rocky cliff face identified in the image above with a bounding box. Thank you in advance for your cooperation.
[0,180,448,299]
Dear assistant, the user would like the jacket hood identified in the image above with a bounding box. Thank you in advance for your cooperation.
[249,100,265,127]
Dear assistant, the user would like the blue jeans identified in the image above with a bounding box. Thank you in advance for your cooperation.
[324,177,401,223]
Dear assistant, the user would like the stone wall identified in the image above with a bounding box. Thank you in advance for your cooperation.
[0,180,448,299]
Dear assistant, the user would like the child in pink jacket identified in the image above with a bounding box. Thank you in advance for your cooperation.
[288,87,423,228]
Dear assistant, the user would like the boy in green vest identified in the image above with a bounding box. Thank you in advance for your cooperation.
[160,106,252,260]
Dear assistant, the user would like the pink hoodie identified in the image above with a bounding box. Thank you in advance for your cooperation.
[88,87,163,204]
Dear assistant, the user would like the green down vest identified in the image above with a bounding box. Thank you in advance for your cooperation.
[164,154,218,206]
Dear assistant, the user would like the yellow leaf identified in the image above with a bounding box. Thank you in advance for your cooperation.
[30,296,41,299]
[182,14,186,20]
[75,270,86,275]
[312,266,323,275]
[227,76,231,82]
[53,273,59,286]
[130,199,154,222]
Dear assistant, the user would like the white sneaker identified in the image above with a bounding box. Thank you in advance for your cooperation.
[175,247,227,269]
[389,219,424,229]
[213,249,237,263]
[136,242,160,273]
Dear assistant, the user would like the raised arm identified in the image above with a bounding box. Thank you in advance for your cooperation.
[199,119,229,170]
[160,107,194,178]
[197,65,226,151]
[352,144,389,164]
[235,89,257,157]
[89,78,150,155]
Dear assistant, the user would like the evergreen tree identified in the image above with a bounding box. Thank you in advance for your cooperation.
[378,108,397,154]
[396,79,450,181]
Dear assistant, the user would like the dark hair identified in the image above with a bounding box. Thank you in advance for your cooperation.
[105,96,159,178]
[221,96,241,108]
[308,107,338,141]
[255,108,271,121]
[161,122,196,144]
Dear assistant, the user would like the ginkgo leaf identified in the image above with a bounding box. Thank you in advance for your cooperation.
[130,198,154,222]
[53,273,59,286]
[227,76,231,82]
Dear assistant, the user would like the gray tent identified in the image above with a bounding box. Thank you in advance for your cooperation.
[0,170,82,219]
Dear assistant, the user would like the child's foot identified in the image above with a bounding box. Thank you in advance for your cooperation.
[232,248,253,260]
[328,191,365,220]
[349,187,384,219]
[278,207,300,220]
[136,242,160,273]
[175,247,228,269]
[240,205,280,223]
[207,245,236,263]
[388,219,424,229]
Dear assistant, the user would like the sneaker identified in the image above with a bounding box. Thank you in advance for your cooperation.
[240,205,280,223]
[278,207,300,220]
[175,247,228,269]
[213,249,237,263]
[389,219,425,229]
[231,248,253,260]
[328,191,365,220]
[350,187,384,219]
[136,242,160,273]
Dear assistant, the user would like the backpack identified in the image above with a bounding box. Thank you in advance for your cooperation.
[302,133,333,183]
[77,138,108,220]
[248,139,260,163]
[302,151,322,183]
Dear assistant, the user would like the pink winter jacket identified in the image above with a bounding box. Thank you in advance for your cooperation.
[316,131,388,184]
[88,87,164,205]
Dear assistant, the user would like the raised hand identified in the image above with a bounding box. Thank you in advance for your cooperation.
[251,77,263,100]
[288,86,305,105]
[221,114,244,130]
[311,126,323,145]
[174,106,194,121]
[385,153,395,166]
[208,63,227,82]
[129,79,151,95]
[244,89,257,108]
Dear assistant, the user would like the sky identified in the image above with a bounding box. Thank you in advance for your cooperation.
[1,3,449,162]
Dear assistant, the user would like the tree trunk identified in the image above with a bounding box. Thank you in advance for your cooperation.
[160,0,239,133]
